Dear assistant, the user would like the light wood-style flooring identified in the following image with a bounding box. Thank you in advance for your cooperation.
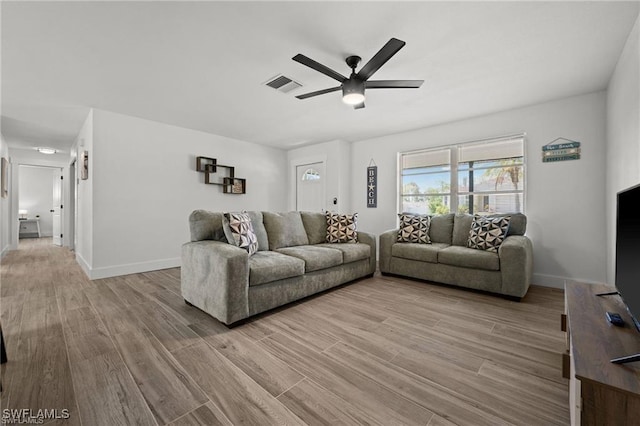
[1,238,569,425]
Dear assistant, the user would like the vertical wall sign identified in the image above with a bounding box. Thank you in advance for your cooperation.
[367,159,377,208]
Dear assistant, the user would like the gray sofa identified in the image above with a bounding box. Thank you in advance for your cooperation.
[181,210,376,325]
[379,213,532,299]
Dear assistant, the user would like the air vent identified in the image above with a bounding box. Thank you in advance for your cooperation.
[264,74,302,94]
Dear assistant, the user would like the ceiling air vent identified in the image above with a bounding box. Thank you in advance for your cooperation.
[264,74,302,94]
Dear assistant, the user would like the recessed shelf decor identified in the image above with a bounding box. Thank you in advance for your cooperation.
[196,156,246,194]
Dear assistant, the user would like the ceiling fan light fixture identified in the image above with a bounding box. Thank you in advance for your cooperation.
[342,79,365,105]
[342,92,365,105]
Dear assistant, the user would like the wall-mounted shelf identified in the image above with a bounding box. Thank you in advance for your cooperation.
[196,156,246,194]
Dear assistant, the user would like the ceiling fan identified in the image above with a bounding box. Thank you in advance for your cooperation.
[292,38,423,109]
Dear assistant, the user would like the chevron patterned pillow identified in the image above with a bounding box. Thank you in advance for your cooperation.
[325,212,358,243]
[397,213,431,243]
[223,211,258,256]
[467,215,511,252]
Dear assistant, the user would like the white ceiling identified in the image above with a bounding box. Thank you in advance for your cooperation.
[2,1,639,152]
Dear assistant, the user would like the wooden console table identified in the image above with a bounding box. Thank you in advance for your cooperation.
[564,281,640,425]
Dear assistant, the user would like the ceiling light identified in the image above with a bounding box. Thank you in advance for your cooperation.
[36,147,57,155]
[342,79,365,105]
[343,92,365,105]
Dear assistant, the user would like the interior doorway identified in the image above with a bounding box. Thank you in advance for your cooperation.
[296,161,325,212]
[18,165,63,245]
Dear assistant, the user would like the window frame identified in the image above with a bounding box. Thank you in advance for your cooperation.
[398,134,526,216]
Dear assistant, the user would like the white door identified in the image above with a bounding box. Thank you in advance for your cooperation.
[52,169,62,246]
[296,162,325,212]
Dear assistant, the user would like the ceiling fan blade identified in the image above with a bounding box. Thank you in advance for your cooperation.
[293,54,347,83]
[295,86,341,100]
[354,102,365,110]
[366,80,424,89]
[356,38,406,81]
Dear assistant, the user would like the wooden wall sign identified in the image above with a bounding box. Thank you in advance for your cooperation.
[367,160,377,208]
[542,138,581,163]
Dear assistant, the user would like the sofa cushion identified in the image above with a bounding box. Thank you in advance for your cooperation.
[467,215,511,252]
[503,213,526,236]
[188,210,227,242]
[223,212,258,256]
[276,245,343,272]
[392,242,450,263]
[326,212,358,243]
[248,251,305,287]
[301,211,327,245]
[397,213,431,243]
[246,211,269,251]
[453,213,527,246]
[438,246,500,271]
[317,243,370,264]
[452,214,474,246]
[263,212,309,250]
[429,213,454,244]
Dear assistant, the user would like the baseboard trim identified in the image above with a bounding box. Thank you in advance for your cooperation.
[532,273,606,289]
[1,244,10,259]
[78,257,181,280]
[75,252,92,279]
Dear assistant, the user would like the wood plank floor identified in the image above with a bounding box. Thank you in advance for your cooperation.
[1,238,569,425]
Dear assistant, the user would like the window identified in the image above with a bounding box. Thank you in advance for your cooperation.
[400,149,451,215]
[399,135,525,215]
[301,168,320,181]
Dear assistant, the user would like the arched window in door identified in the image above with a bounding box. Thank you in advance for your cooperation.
[301,168,321,181]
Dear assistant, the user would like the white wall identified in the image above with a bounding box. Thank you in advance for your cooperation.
[287,139,351,213]
[0,134,10,257]
[606,15,640,284]
[18,165,58,237]
[81,108,287,279]
[350,91,607,288]
[73,110,94,274]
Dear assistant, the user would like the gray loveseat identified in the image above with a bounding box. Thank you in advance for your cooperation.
[379,213,532,299]
[181,210,376,325]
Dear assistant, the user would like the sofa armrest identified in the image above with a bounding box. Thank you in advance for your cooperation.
[498,235,533,298]
[379,229,398,273]
[357,231,377,274]
[181,240,249,325]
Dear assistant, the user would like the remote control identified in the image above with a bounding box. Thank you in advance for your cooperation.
[606,312,625,326]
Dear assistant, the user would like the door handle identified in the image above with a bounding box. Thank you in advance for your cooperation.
[50,210,55,212]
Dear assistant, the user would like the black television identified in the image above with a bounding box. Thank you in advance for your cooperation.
[612,183,640,364]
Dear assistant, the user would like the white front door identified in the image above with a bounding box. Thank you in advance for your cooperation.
[296,162,325,212]
[52,169,62,246]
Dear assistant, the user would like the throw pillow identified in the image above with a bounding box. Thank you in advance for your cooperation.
[223,212,258,256]
[325,212,358,243]
[467,215,511,252]
[397,213,431,243]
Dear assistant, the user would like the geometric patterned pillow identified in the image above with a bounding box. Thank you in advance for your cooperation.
[223,212,258,256]
[397,213,431,243]
[325,212,358,243]
[467,215,511,252]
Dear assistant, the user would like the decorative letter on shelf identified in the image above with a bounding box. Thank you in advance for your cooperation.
[196,156,246,194]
